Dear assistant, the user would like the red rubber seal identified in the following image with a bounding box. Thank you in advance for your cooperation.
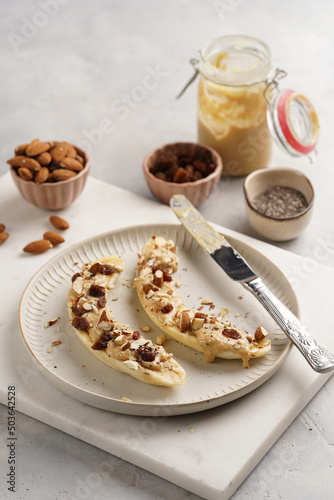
[277,90,317,155]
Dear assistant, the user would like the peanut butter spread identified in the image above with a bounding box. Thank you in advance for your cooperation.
[68,256,185,386]
[134,236,271,367]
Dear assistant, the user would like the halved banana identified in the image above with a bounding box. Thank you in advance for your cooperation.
[68,255,185,386]
[134,236,271,368]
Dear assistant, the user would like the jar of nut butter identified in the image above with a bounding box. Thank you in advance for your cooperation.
[180,35,320,176]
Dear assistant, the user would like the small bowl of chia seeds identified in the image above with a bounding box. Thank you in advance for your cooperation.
[243,167,314,241]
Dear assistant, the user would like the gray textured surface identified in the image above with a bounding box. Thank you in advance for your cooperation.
[1,0,333,499]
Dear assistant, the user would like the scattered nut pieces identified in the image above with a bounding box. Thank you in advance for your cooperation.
[51,340,62,346]
[201,298,213,305]
[49,215,69,230]
[220,308,229,318]
[156,334,167,345]
[7,139,86,185]
[44,319,58,328]
[139,325,151,332]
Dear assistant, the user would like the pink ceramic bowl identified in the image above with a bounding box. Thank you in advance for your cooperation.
[10,144,90,211]
[143,142,223,207]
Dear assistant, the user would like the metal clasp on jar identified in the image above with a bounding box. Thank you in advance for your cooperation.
[176,58,200,99]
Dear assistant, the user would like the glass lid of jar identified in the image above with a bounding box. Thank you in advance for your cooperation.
[265,74,320,157]
[199,34,271,86]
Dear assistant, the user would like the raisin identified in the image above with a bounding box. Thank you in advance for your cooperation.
[97,296,106,308]
[88,262,102,275]
[192,170,202,181]
[71,304,86,317]
[91,340,108,350]
[72,316,89,331]
[71,272,81,283]
[132,331,141,340]
[193,160,207,173]
[100,264,115,275]
[100,332,112,342]
[161,304,173,314]
[88,284,105,297]
[173,167,191,183]
[222,328,241,340]
[137,345,156,362]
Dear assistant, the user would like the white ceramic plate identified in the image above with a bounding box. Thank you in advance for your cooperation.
[19,224,297,416]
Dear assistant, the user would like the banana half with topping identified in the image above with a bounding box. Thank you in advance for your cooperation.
[133,236,271,368]
[68,256,185,386]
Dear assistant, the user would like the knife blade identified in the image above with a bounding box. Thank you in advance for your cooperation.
[170,194,334,373]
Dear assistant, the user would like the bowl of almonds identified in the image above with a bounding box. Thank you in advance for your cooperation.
[142,142,223,207]
[8,139,90,210]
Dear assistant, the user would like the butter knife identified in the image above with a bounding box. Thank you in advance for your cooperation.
[170,194,334,373]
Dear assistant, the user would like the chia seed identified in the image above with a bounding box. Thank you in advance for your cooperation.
[252,185,308,218]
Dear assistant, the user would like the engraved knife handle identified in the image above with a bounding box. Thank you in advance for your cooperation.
[243,277,334,374]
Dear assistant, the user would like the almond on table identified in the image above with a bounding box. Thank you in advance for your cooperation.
[0,232,9,245]
[49,215,70,230]
[43,231,65,246]
[23,240,52,254]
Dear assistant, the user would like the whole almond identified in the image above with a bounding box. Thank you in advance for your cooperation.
[0,232,9,244]
[26,139,50,157]
[18,167,34,181]
[64,142,77,158]
[8,156,41,171]
[52,168,77,182]
[0,223,6,232]
[75,154,84,164]
[23,240,52,254]
[50,142,67,162]
[50,215,70,230]
[7,155,27,167]
[43,231,65,245]
[35,167,49,184]
[60,157,84,172]
[37,152,52,165]
[15,144,28,155]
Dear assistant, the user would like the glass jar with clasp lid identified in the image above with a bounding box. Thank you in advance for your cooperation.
[178,35,320,176]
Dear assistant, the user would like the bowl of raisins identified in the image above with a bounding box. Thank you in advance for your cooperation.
[143,142,223,207]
